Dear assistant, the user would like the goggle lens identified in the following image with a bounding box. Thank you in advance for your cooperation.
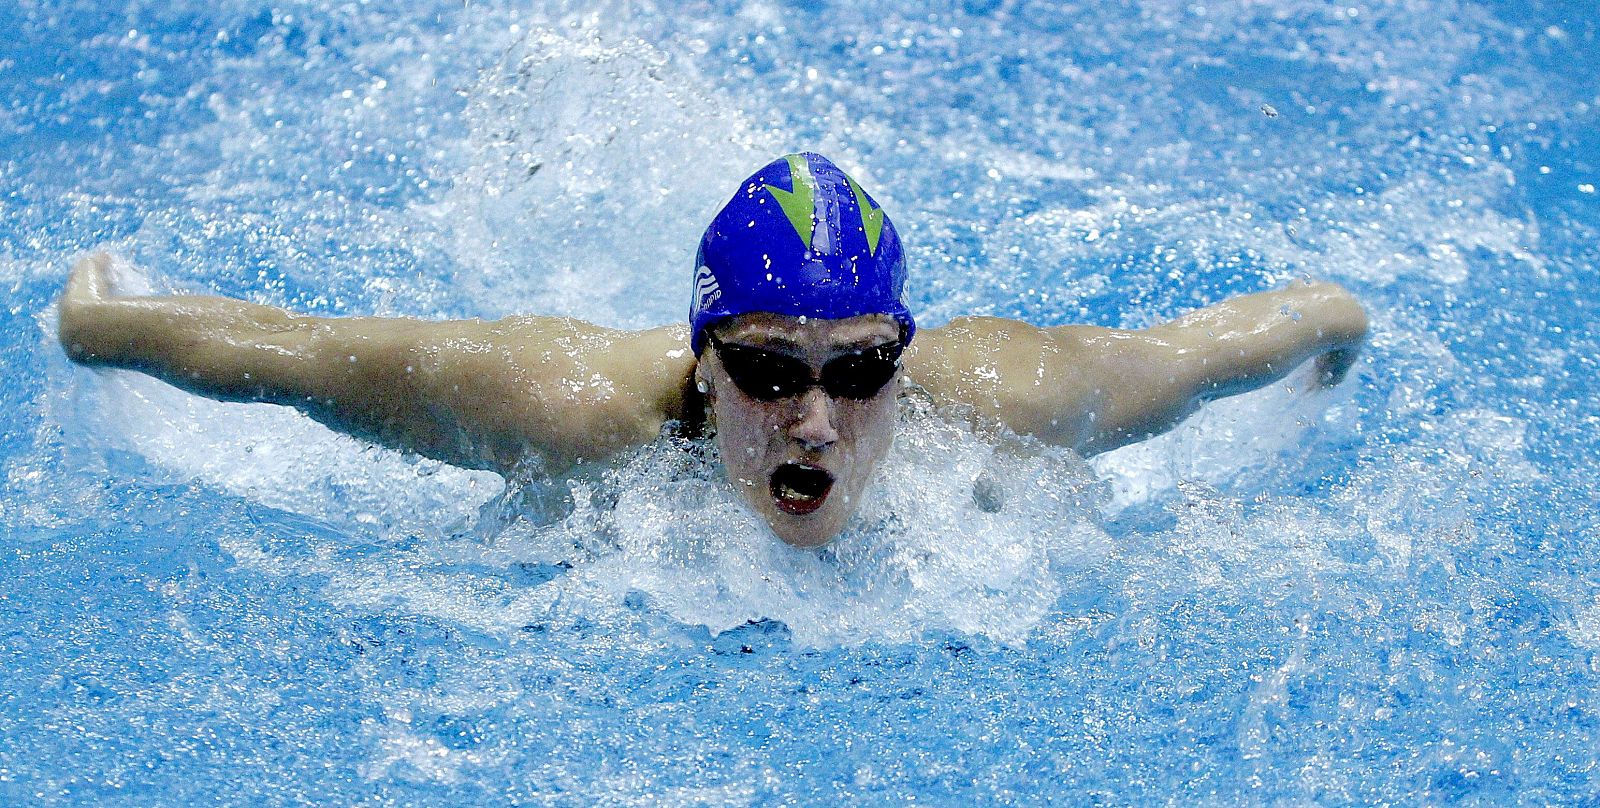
[710,336,903,401]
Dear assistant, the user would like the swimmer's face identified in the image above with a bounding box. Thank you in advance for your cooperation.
[697,313,903,547]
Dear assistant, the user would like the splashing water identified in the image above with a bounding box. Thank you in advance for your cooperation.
[530,400,1109,647]
[202,396,1109,649]
[3,0,1599,803]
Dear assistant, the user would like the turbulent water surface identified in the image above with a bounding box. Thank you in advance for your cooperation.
[3,0,1599,803]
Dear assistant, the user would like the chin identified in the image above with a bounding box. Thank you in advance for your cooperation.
[767,511,848,548]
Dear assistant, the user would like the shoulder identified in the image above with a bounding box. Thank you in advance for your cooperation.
[904,317,1105,446]
[484,317,693,370]
[914,315,1039,344]
[416,317,698,468]
[496,318,698,419]
[907,316,1111,378]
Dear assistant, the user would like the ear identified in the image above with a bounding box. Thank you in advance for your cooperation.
[692,362,719,437]
[694,362,714,402]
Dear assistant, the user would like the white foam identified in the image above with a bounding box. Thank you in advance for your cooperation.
[359,713,500,785]
[424,28,779,329]
[24,0,1563,669]
[197,397,1109,648]
[1092,355,1358,514]
[528,401,1111,647]
[81,367,497,535]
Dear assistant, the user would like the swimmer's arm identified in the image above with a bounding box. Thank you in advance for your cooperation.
[57,253,695,474]
[1054,280,1369,454]
[908,281,1367,455]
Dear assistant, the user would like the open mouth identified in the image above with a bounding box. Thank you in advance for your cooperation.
[769,463,835,516]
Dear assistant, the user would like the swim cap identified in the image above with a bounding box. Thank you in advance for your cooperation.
[690,153,914,354]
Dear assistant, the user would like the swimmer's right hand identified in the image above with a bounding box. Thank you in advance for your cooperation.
[57,252,116,363]
[64,251,113,301]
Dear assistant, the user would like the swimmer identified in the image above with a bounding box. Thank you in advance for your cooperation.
[57,153,1368,546]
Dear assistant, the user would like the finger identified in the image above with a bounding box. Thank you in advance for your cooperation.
[64,252,112,303]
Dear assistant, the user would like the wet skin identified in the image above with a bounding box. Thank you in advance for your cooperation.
[697,313,902,547]
[58,253,1369,546]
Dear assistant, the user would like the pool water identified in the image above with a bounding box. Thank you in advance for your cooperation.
[3,0,1599,803]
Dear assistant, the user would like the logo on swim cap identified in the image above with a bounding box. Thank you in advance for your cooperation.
[690,153,914,354]
[693,263,721,313]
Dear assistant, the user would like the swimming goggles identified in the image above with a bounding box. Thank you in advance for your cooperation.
[707,333,904,401]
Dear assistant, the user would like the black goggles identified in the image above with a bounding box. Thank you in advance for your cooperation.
[708,333,904,401]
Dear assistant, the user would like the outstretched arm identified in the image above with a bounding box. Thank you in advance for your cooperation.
[57,253,696,475]
[1064,280,1368,454]
[907,280,1368,455]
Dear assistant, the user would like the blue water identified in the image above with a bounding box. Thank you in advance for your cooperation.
[3,0,1599,803]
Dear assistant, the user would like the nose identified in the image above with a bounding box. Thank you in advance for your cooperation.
[787,387,839,450]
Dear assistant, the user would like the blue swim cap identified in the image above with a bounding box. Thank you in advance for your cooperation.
[690,153,914,354]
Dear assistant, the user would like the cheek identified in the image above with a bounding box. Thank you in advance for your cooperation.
[840,396,899,462]
[711,397,782,467]
[868,399,899,458]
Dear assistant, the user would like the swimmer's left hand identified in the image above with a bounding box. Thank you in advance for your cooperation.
[1313,346,1360,388]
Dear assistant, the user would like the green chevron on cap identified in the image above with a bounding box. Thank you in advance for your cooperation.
[764,154,817,250]
[844,174,883,256]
